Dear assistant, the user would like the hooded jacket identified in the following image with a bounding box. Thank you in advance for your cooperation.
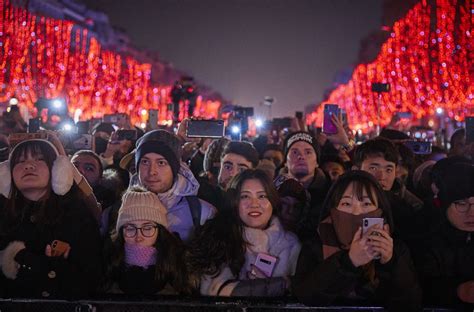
[200,217,301,297]
[138,163,216,242]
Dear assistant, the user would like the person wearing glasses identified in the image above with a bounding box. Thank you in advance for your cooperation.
[103,187,194,295]
[417,162,474,308]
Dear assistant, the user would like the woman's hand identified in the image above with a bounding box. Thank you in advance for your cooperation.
[457,280,474,303]
[366,224,393,264]
[348,226,377,267]
[176,118,201,144]
[247,264,267,279]
[45,244,71,259]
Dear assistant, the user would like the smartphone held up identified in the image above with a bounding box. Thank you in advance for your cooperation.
[323,104,339,134]
[186,119,225,138]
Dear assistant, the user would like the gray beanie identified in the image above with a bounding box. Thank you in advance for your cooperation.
[116,188,168,232]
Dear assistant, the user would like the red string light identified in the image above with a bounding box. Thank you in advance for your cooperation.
[308,0,472,132]
[0,0,221,125]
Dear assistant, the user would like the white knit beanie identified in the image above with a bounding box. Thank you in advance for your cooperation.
[116,189,168,232]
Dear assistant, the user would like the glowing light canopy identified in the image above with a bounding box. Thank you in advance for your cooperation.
[307,0,472,132]
[0,0,221,125]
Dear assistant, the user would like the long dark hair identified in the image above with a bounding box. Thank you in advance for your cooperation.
[106,223,195,295]
[186,169,280,278]
[319,170,394,232]
[3,140,76,228]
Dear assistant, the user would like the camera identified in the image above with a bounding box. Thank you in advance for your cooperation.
[404,141,432,155]
[234,106,254,118]
[371,83,390,93]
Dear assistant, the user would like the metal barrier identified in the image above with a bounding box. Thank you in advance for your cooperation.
[0,298,456,312]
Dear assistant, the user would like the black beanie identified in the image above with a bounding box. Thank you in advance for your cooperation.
[135,130,182,180]
[437,162,474,209]
[283,131,320,161]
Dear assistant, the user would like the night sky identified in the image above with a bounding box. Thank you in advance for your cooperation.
[95,0,382,118]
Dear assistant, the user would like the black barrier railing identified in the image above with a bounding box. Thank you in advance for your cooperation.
[0,298,456,312]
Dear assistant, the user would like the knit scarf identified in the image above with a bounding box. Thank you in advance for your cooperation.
[318,209,383,289]
[124,243,157,268]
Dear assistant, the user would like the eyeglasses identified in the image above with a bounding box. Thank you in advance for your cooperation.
[122,224,158,238]
[453,200,474,213]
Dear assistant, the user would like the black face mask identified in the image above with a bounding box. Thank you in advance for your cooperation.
[95,137,108,155]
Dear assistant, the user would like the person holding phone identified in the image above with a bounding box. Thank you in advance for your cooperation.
[292,170,421,311]
[0,139,102,298]
[103,187,194,295]
[187,169,301,297]
[100,130,135,168]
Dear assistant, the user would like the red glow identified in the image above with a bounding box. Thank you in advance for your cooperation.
[308,0,472,132]
[0,0,221,125]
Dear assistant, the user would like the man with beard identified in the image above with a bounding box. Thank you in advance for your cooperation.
[275,131,331,242]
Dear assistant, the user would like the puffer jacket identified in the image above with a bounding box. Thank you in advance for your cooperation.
[143,163,216,242]
[200,217,301,297]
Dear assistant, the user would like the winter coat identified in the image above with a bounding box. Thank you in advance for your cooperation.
[106,263,175,295]
[292,177,422,312]
[385,180,430,251]
[196,176,226,212]
[274,168,331,242]
[416,221,474,307]
[292,237,422,311]
[0,190,102,299]
[200,217,301,297]
[154,164,216,242]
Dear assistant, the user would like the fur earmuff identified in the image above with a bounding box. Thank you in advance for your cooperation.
[51,155,75,196]
[0,241,26,280]
[1,140,75,198]
[0,160,11,198]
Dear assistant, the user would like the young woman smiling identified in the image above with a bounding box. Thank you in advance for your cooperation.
[187,169,301,297]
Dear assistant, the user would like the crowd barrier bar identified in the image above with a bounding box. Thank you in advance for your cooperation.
[0,298,456,312]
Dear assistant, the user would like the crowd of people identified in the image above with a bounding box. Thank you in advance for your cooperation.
[0,109,473,311]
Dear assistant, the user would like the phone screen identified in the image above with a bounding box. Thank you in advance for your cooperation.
[323,104,339,134]
[28,118,41,133]
[148,109,158,129]
[187,120,225,138]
